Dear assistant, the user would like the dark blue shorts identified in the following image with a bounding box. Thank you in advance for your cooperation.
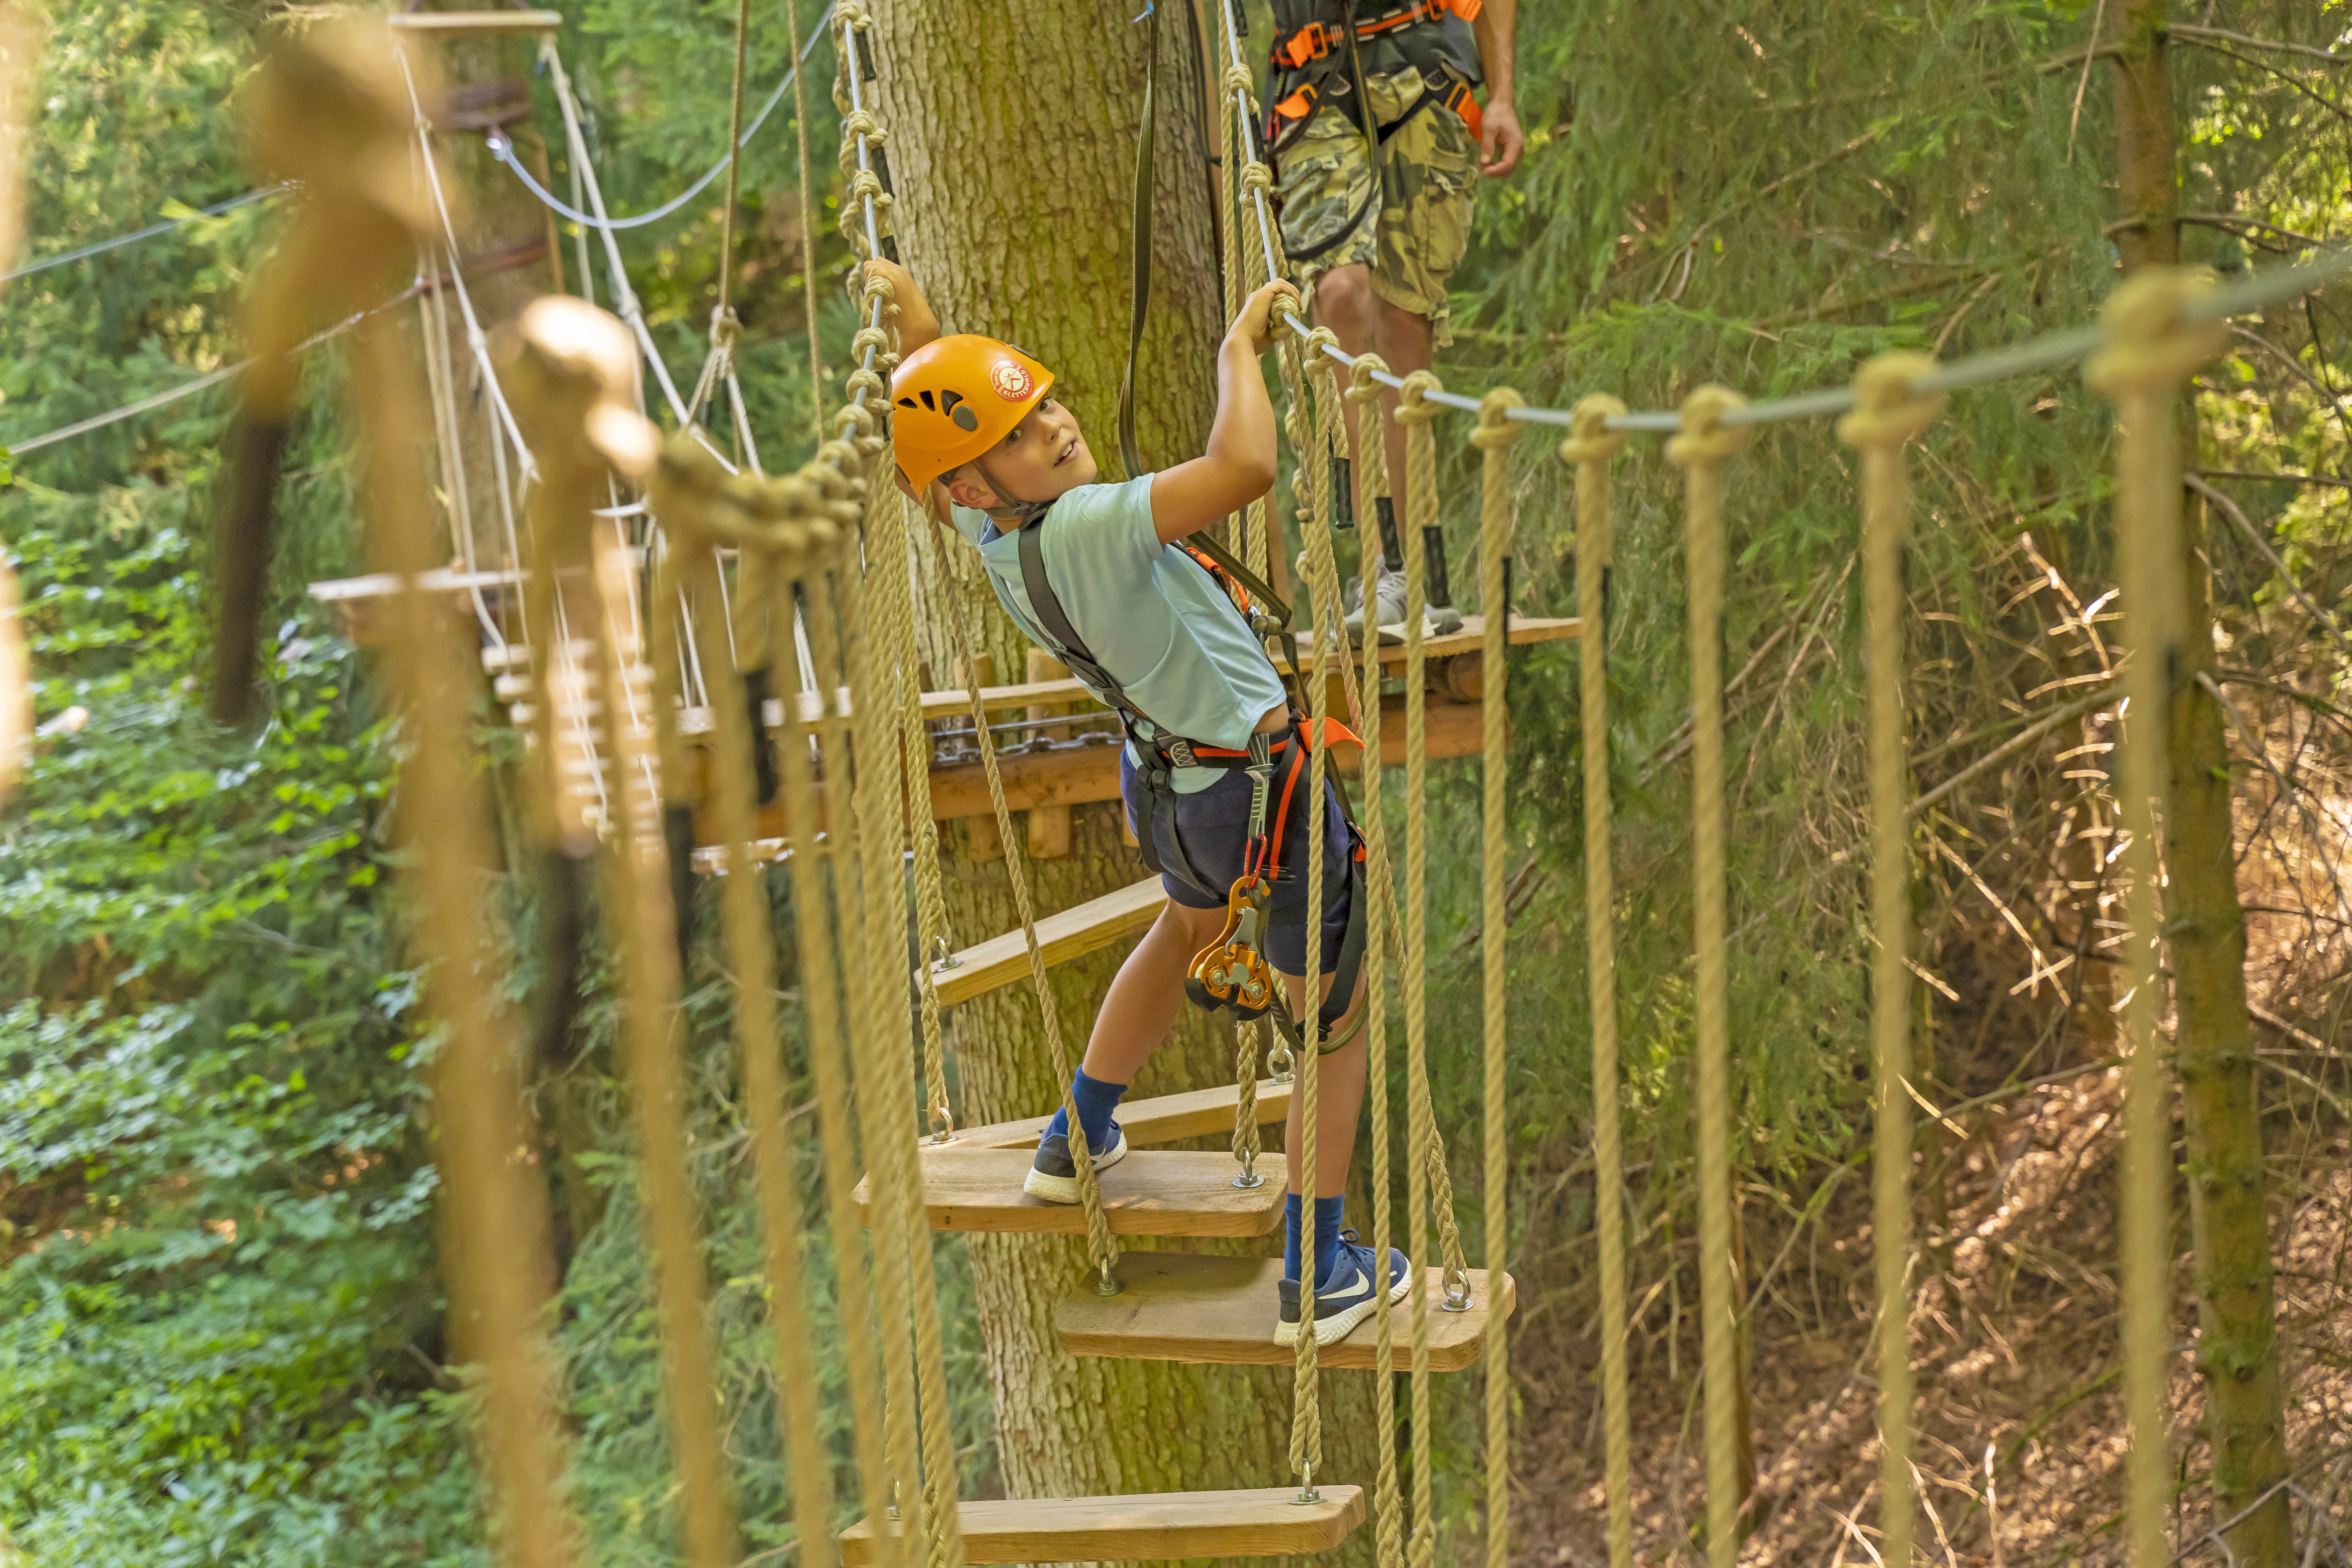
[1119,742,1356,977]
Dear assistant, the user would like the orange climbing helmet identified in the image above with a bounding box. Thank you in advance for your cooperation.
[889,335,1054,493]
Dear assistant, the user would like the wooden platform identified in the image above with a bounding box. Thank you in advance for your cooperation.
[934,876,1168,1007]
[852,1147,1284,1238]
[957,1078,1291,1149]
[1056,1254,1514,1371]
[841,1485,1365,1565]
[1273,612,1580,674]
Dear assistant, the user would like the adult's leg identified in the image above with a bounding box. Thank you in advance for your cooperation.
[1079,897,1227,1085]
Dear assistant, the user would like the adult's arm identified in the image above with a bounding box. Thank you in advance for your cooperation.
[1472,0,1524,177]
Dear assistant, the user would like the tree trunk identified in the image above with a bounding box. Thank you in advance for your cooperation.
[2108,7,2294,1563]
[868,0,1379,1542]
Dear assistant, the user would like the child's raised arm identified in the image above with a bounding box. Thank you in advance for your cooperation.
[1147,279,1299,546]
[862,258,940,356]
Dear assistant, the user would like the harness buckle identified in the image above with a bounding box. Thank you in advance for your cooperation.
[1165,737,1199,769]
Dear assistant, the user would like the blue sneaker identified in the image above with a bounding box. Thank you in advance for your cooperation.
[1274,1229,1412,1347]
[1023,1121,1127,1203]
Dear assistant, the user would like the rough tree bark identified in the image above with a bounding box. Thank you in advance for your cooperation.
[2108,4,2294,1561]
[867,0,1380,1544]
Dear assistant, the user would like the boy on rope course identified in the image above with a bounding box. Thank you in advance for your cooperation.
[868,255,1410,1349]
[1262,0,1520,642]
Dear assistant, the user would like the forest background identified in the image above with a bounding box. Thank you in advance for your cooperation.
[2,0,2349,1564]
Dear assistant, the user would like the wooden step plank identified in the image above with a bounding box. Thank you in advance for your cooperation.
[1056,1254,1514,1372]
[853,1147,1283,1238]
[934,876,1168,1007]
[841,1486,1364,1566]
[957,1078,1292,1149]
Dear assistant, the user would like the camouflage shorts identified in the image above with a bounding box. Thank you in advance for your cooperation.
[1274,67,1476,346]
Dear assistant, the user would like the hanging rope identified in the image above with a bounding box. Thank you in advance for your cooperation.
[904,639,957,1142]
[1339,354,1408,1568]
[1560,395,1633,1568]
[715,0,753,329]
[665,457,842,1568]
[1837,351,1944,1568]
[769,526,898,1564]
[2086,269,2225,1568]
[1395,368,1445,1568]
[1470,388,1523,1567]
[783,0,826,450]
[1666,384,1751,1568]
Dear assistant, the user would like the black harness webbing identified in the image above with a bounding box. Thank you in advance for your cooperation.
[1013,518,1368,1049]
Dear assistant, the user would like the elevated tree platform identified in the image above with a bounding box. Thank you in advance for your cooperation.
[1056,1254,1514,1371]
[953,1078,1292,1149]
[840,1486,1365,1565]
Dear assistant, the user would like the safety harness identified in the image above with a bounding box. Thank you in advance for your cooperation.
[1260,0,1487,261]
[1012,520,1370,1053]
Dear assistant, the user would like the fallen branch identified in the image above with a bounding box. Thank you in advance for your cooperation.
[1909,686,2114,817]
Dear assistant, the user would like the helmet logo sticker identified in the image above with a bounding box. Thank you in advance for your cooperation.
[990,359,1034,401]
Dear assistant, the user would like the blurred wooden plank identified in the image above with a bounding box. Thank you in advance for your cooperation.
[851,1148,1283,1238]
[842,1487,1363,1565]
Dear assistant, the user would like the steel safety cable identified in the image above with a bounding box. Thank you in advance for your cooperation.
[1836,352,1945,1568]
[769,536,898,1567]
[671,491,841,1568]
[1469,387,1524,1568]
[1666,383,1751,1568]
[1559,395,1633,1568]
[1339,354,1408,1568]
[1394,370,1444,1568]
[2086,269,2226,1568]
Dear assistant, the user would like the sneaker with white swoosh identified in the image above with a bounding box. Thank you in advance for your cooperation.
[1274,1230,1412,1347]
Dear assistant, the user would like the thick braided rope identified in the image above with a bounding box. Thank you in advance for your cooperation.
[861,474,964,1568]
[1219,0,1276,580]
[1340,356,1407,1568]
[1285,324,1342,1490]
[902,635,956,1142]
[621,528,742,1568]
[1838,353,1943,1568]
[1666,384,1750,1568]
[934,533,1119,1277]
[1561,396,1633,1568]
[1470,388,1524,1568]
[674,511,840,1568]
[782,0,824,449]
[353,321,575,1568]
[2086,269,2225,1568]
[1232,1020,1264,1175]
[1214,25,1245,561]
[838,449,931,1561]
[771,535,897,1563]
[1395,370,1444,1568]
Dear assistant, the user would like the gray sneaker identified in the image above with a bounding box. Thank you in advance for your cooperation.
[1343,561,1409,647]
[1423,599,1466,637]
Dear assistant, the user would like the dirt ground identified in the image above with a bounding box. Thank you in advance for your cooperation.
[1515,1067,2352,1568]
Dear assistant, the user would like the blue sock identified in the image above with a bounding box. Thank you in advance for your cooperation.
[1283,1193,1348,1284]
[1042,1068,1126,1154]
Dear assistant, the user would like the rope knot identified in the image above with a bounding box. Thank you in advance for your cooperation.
[1664,384,1749,467]
[1220,62,1254,99]
[1345,352,1391,401]
[1394,368,1445,426]
[840,109,885,147]
[1469,386,1525,450]
[1558,393,1628,465]
[1238,159,1274,194]
[1299,324,1340,358]
[834,0,872,30]
[707,304,742,354]
[851,324,894,361]
[2085,266,2226,399]
[1835,351,1943,451]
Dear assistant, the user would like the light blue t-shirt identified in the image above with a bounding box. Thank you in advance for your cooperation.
[950,474,1287,793]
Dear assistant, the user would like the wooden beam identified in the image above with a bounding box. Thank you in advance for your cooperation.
[850,1147,1283,1238]
[1055,1254,1515,1372]
[842,1487,1365,1566]
[933,876,1168,1006]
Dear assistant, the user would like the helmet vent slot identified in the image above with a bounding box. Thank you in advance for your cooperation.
[920,389,940,412]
